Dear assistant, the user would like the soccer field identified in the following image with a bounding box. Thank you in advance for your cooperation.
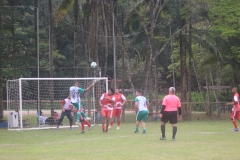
[0,121,239,160]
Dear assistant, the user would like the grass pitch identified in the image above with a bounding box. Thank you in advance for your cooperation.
[0,120,239,160]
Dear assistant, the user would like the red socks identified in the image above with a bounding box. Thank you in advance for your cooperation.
[81,122,84,130]
[232,120,238,129]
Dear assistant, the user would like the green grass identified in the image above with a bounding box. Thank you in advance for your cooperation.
[0,120,239,160]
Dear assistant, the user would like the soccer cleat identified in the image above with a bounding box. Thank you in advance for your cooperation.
[160,137,166,140]
[143,130,146,134]
[88,126,93,131]
[108,125,112,129]
[105,130,108,133]
[103,129,105,132]
[117,126,120,130]
[232,128,239,132]
[172,137,176,141]
[70,127,73,130]
[134,130,139,133]
[56,126,59,130]
[81,130,85,133]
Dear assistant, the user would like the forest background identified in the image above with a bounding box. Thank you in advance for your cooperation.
[0,0,240,120]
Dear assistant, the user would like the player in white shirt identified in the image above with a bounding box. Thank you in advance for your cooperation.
[70,81,94,125]
[56,94,73,130]
[134,90,149,133]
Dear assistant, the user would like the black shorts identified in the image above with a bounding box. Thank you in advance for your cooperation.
[161,111,178,124]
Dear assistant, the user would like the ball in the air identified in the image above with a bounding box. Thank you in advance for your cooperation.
[91,62,97,68]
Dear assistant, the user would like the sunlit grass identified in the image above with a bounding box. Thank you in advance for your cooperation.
[0,120,239,160]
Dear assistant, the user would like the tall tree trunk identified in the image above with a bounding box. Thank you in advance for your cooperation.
[101,0,109,76]
[0,0,3,119]
[180,28,187,120]
[179,1,187,120]
[216,56,221,119]
[201,47,211,116]
[74,0,79,77]
[142,0,161,96]
[90,0,98,63]
[192,54,206,111]
[49,0,54,115]
[187,21,192,120]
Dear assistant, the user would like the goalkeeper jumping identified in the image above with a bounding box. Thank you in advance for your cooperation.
[70,81,94,126]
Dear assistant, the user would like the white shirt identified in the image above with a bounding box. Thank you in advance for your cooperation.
[70,86,85,103]
[135,96,148,112]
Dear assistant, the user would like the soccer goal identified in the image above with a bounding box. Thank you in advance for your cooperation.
[7,77,108,130]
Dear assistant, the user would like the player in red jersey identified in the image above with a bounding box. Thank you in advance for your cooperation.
[79,107,93,133]
[99,88,115,133]
[226,87,240,132]
[109,89,127,129]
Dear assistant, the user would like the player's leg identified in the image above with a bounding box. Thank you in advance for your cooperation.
[160,112,168,140]
[80,111,90,120]
[66,110,73,130]
[101,110,106,132]
[170,111,178,140]
[72,103,81,123]
[141,111,148,133]
[84,120,92,131]
[109,109,116,128]
[56,111,66,130]
[116,109,122,129]
[135,111,141,133]
[231,111,239,132]
[80,119,85,133]
[105,110,112,133]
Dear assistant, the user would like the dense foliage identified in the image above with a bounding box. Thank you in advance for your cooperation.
[1,0,240,119]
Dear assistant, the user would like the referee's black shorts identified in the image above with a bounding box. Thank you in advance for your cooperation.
[161,111,178,124]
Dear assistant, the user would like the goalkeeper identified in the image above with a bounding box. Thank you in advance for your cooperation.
[70,81,94,125]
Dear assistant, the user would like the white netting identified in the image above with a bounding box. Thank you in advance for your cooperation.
[7,78,108,130]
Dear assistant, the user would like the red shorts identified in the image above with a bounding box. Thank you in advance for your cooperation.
[113,108,122,117]
[230,111,240,120]
[102,110,113,119]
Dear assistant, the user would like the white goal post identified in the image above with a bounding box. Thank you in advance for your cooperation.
[7,77,108,130]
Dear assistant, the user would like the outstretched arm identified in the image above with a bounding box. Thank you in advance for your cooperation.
[85,83,95,92]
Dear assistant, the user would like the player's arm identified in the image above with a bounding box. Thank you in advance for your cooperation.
[226,96,238,105]
[84,83,95,92]
[159,98,166,118]
[61,100,65,112]
[146,101,150,108]
[122,95,127,106]
[134,97,139,113]
[99,94,104,107]
[177,99,182,119]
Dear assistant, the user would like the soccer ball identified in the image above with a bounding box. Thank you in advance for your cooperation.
[91,62,97,68]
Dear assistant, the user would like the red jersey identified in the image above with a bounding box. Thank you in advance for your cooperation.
[100,93,115,110]
[233,93,240,111]
[114,94,126,109]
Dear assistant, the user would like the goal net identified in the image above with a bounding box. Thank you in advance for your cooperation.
[7,77,108,130]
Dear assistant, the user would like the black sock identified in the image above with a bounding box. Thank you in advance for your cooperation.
[172,126,177,139]
[161,125,165,137]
